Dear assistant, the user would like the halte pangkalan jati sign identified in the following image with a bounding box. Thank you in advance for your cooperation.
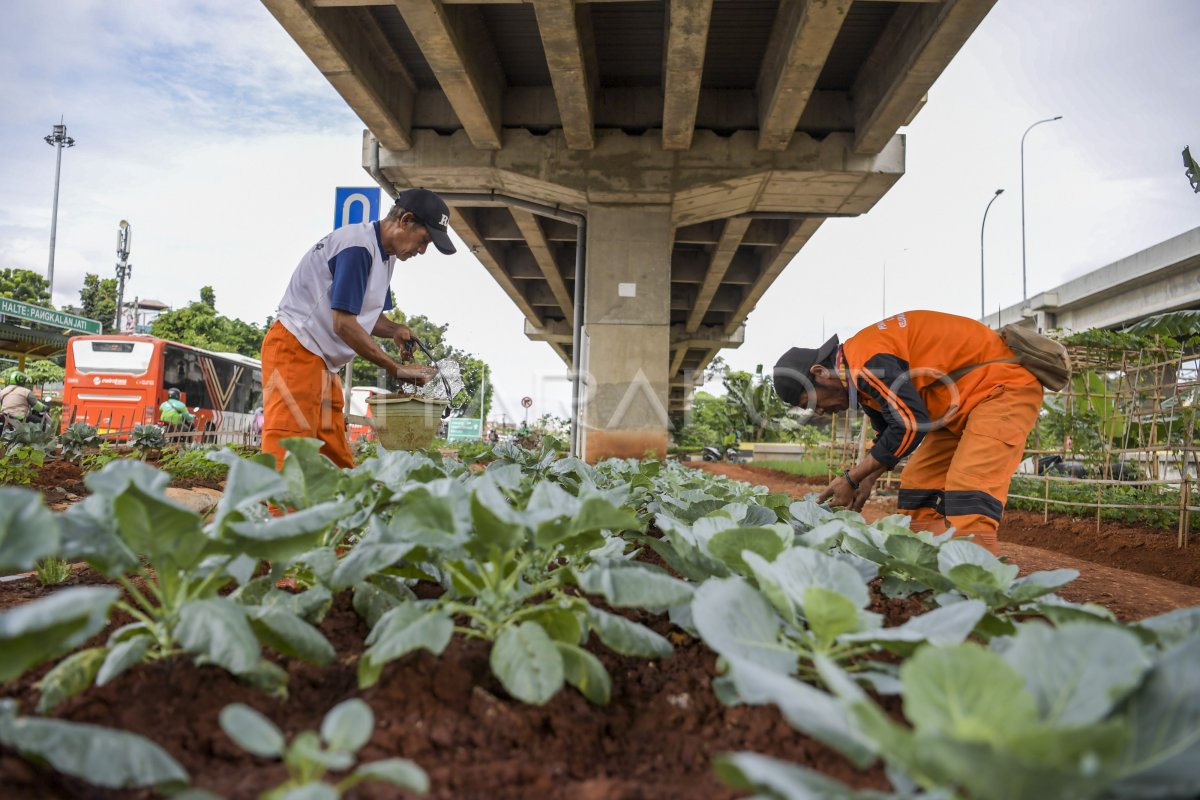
[0,297,102,335]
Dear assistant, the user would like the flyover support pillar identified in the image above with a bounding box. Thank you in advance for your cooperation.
[579,204,672,462]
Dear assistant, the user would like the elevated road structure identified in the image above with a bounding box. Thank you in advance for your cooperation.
[984,226,1200,333]
[265,0,997,458]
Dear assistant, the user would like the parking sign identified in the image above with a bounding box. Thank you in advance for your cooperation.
[334,187,382,229]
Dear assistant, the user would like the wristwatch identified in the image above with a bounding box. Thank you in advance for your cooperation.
[842,469,860,491]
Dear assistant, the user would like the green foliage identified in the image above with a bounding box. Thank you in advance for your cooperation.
[0,268,51,306]
[77,273,118,334]
[35,556,73,586]
[158,446,230,480]
[24,359,65,386]
[217,699,427,798]
[350,310,492,418]
[199,285,216,309]
[79,443,133,474]
[59,423,102,462]
[150,301,264,357]
[129,424,167,455]
[752,458,830,478]
[0,698,189,790]
[3,423,57,455]
[1008,476,1199,532]
[0,447,43,485]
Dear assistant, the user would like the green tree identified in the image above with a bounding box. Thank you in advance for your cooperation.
[349,310,492,420]
[77,273,118,333]
[24,359,65,386]
[149,301,264,357]
[0,268,51,307]
[199,286,216,309]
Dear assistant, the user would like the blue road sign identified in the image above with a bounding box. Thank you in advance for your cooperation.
[333,187,382,229]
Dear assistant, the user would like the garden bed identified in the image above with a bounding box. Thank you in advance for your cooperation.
[699,463,1200,589]
[0,571,895,799]
[3,448,1198,800]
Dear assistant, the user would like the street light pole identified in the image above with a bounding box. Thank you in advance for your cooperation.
[980,189,1005,320]
[1020,115,1063,302]
[43,121,77,301]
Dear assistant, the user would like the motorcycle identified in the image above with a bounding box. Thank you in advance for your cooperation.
[701,443,741,463]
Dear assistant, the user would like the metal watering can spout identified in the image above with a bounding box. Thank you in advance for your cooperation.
[408,335,457,419]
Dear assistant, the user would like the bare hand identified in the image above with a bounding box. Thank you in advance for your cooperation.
[394,364,438,386]
[817,475,857,508]
[392,325,416,362]
[849,473,881,512]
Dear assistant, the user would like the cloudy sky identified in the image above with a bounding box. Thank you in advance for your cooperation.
[2,0,1197,424]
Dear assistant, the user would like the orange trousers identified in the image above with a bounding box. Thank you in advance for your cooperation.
[896,382,1043,553]
[260,322,355,470]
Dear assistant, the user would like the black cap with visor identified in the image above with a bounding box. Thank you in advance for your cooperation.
[772,334,840,406]
[395,188,457,255]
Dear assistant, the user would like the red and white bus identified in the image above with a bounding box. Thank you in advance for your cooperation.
[63,334,262,440]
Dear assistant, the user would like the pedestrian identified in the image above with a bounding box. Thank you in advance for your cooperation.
[773,310,1047,553]
[262,188,455,468]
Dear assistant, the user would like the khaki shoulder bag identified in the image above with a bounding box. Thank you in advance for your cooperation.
[947,324,1072,392]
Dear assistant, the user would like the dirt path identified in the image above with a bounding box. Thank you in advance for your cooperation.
[691,462,1200,621]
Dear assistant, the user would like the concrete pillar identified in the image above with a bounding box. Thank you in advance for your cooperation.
[579,204,672,461]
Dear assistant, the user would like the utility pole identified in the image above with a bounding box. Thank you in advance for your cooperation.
[114,221,132,331]
[44,120,77,300]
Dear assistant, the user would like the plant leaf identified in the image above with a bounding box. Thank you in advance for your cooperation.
[706,527,788,575]
[321,698,374,753]
[175,598,259,675]
[555,641,611,705]
[1109,636,1200,797]
[359,604,454,688]
[573,562,693,611]
[348,757,429,793]
[37,647,107,713]
[0,488,60,573]
[0,710,188,788]
[1002,622,1150,725]
[490,622,565,705]
[330,542,415,591]
[246,605,335,665]
[96,633,154,686]
[218,703,285,757]
[586,607,673,658]
[902,644,1037,743]
[0,586,119,682]
[691,578,795,674]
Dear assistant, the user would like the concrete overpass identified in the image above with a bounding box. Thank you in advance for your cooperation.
[983,225,1200,333]
[264,0,998,459]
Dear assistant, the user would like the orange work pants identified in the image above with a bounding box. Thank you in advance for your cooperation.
[896,382,1043,553]
[260,322,354,470]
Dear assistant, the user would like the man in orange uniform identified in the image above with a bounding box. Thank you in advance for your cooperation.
[262,189,454,469]
[773,311,1044,553]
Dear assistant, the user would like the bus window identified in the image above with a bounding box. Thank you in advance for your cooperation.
[70,339,155,375]
[163,345,210,408]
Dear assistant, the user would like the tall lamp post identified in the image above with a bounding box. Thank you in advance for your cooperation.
[44,121,77,301]
[1020,115,1063,302]
[980,189,1004,320]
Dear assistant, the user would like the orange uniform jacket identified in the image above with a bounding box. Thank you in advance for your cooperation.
[838,311,1039,469]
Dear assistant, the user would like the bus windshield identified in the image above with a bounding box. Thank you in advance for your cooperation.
[70,339,156,375]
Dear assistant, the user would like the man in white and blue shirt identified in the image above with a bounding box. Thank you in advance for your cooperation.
[262,188,456,468]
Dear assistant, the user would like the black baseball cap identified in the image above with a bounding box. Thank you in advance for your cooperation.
[772,334,840,406]
[395,188,456,255]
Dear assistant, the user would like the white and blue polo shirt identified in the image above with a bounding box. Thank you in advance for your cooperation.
[276,221,396,370]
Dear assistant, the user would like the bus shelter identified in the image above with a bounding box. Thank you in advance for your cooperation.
[0,298,102,369]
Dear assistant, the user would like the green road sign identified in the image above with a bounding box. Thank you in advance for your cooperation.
[447,417,483,442]
[0,297,101,335]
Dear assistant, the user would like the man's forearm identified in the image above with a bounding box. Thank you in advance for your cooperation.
[371,315,399,338]
[335,313,399,375]
[846,454,887,485]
